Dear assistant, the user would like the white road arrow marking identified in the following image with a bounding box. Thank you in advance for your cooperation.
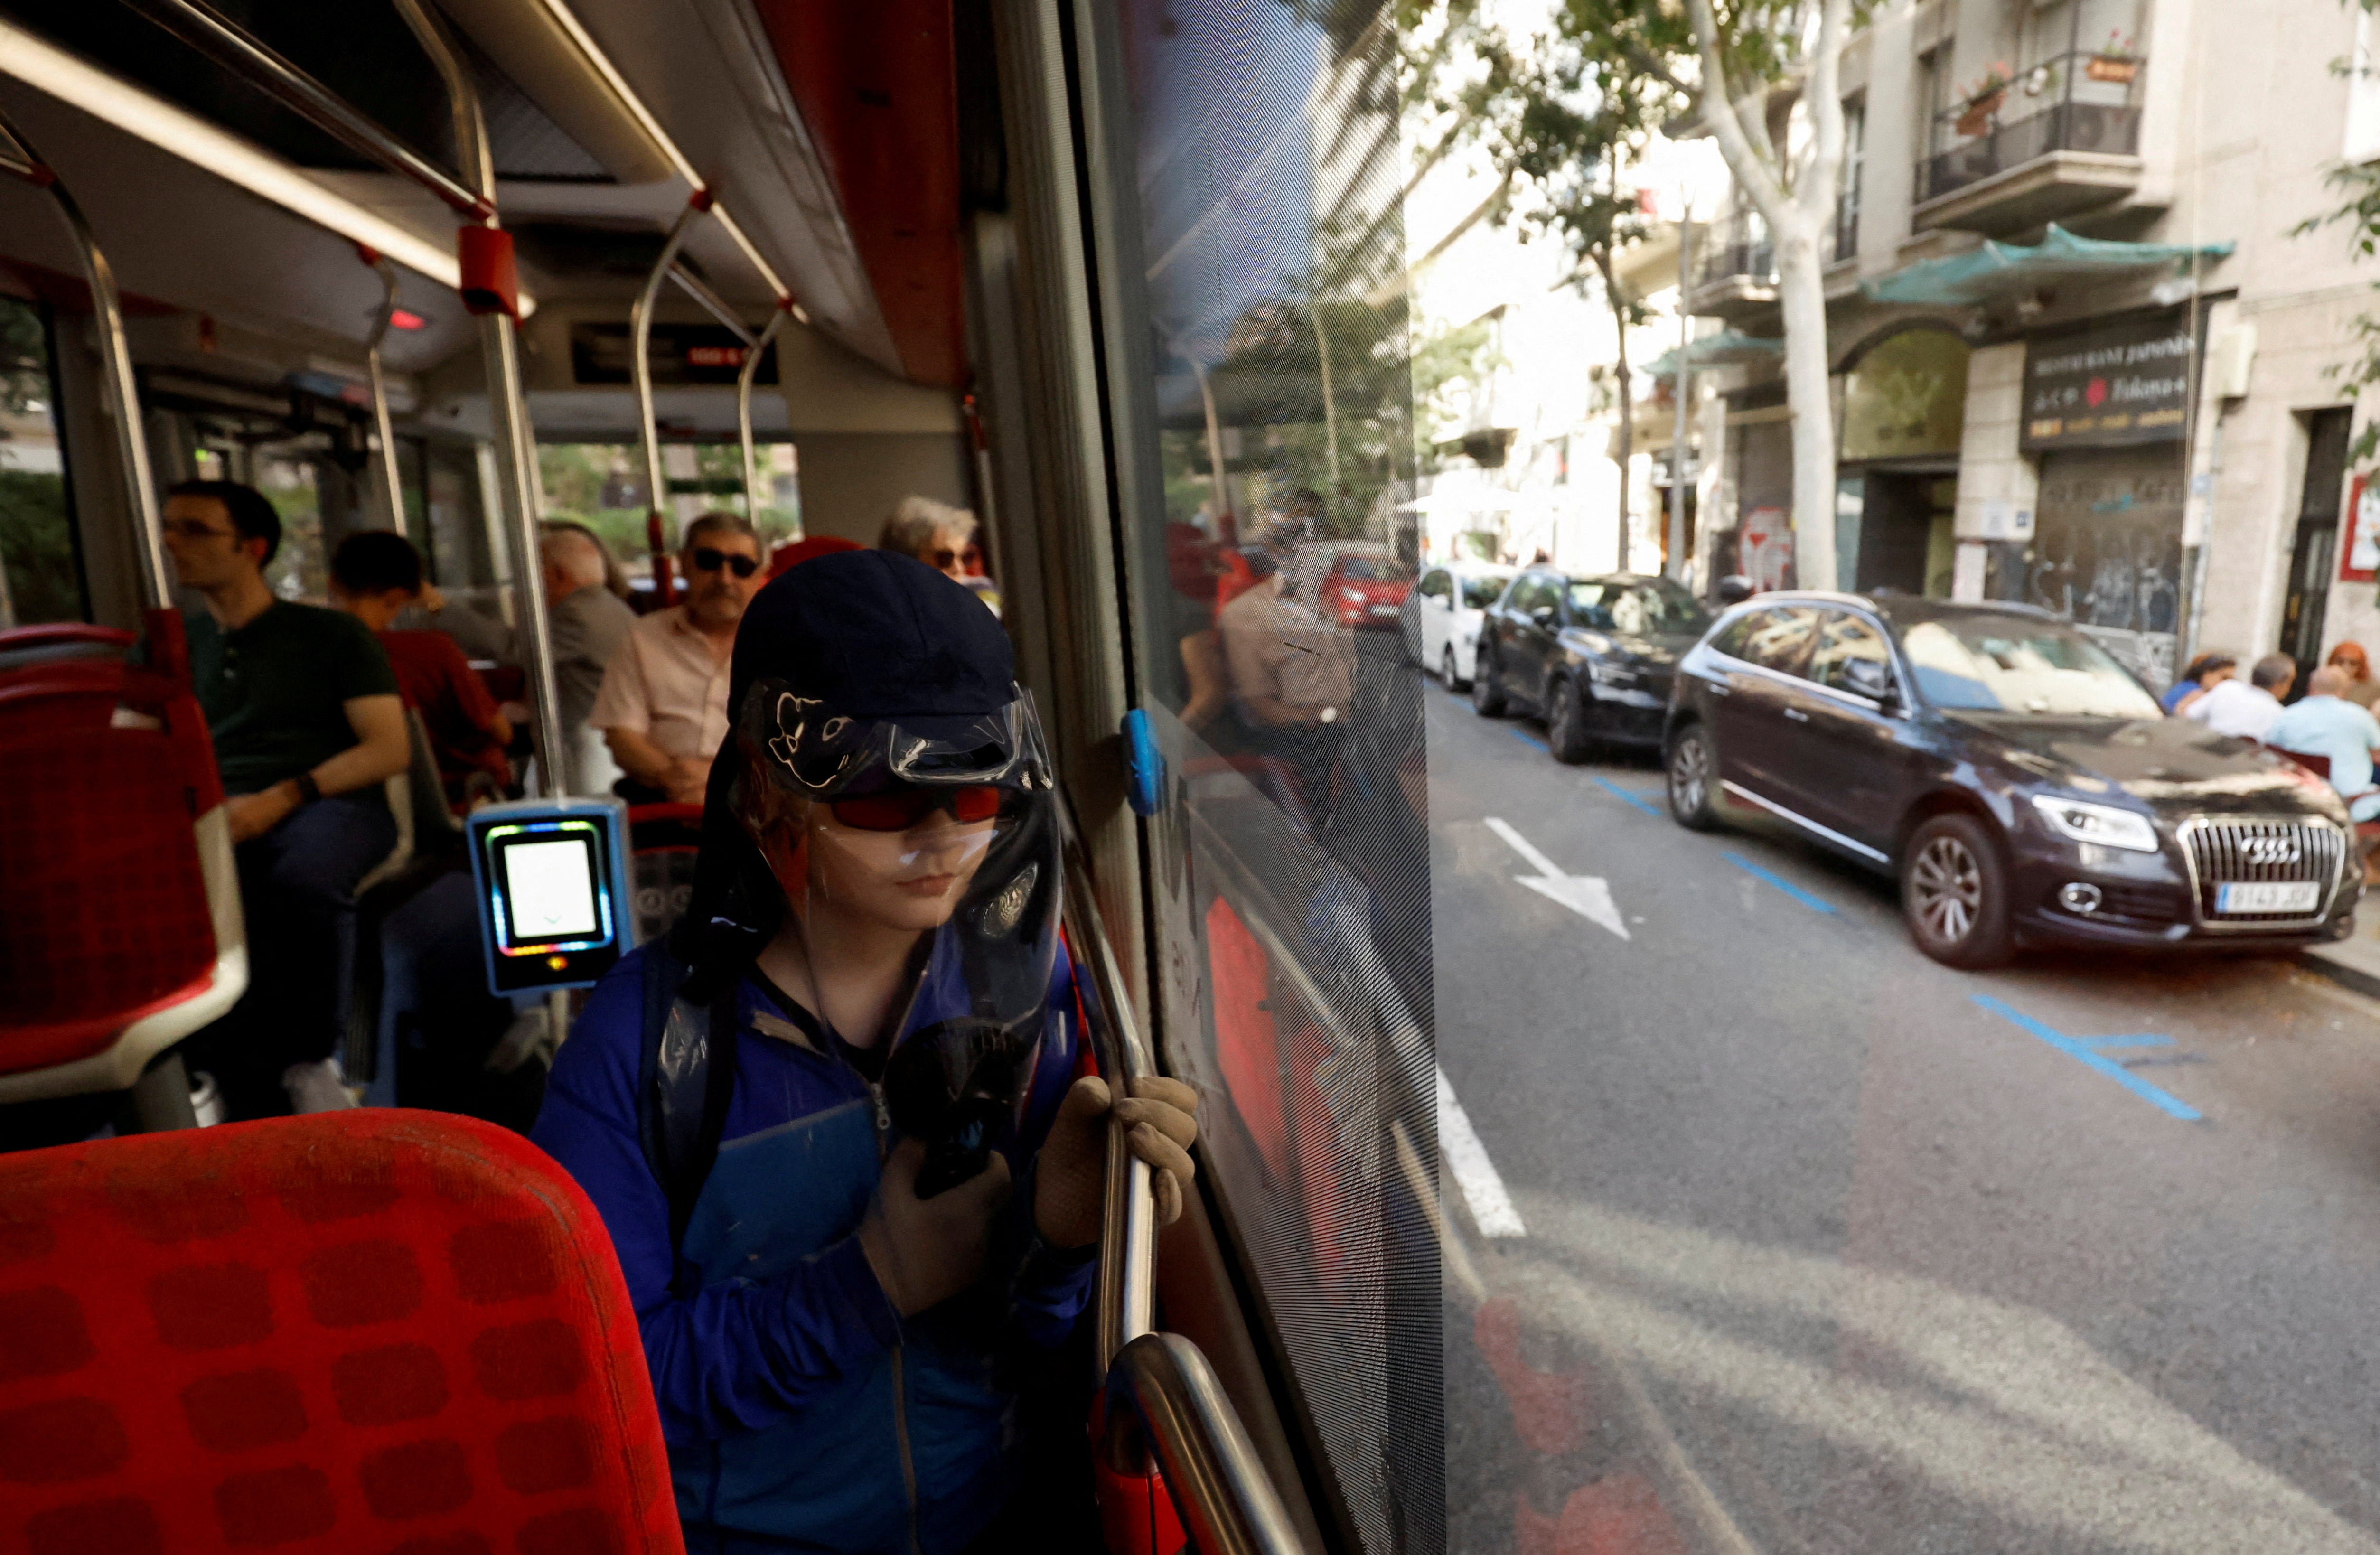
[1484,816,1630,940]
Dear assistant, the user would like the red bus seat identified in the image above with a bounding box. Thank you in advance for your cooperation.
[0,1111,681,1555]
[0,625,245,1105]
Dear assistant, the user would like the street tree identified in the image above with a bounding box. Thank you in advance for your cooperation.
[1420,0,1859,587]
[1430,9,1687,571]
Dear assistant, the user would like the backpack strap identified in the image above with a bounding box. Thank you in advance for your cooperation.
[637,946,743,1291]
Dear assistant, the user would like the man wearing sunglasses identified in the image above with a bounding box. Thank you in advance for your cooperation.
[591,511,766,805]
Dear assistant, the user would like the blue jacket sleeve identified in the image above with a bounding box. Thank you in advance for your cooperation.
[999,952,1101,1348]
[530,955,904,1446]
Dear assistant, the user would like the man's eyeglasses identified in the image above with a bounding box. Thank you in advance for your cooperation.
[928,547,983,571]
[828,784,1004,832]
[690,547,759,579]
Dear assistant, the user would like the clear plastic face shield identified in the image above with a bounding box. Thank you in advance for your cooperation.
[737,682,1064,1195]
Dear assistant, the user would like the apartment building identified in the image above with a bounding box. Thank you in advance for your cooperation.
[1687,0,2380,690]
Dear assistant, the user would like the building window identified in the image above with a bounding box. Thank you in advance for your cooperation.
[2349,8,2380,164]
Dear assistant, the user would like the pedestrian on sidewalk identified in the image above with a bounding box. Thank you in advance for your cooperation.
[2268,664,2380,881]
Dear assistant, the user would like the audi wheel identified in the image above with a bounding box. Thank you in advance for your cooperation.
[1546,677,1593,764]
[1902,813,2013,969]
[1667,723,1718,831]
[1443,644,1468,691]
[1471,646,1507,716]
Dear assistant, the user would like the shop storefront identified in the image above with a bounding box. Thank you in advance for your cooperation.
[2016,308,2194,688]
[1835,326,1969,596]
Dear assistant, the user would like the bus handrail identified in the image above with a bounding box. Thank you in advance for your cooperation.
[738,306,793,532]
[1106,1332,1313,1555]
[666,262,757,347]
[632,195,712,604]
[359,247,406,533]
[1057,819,1157,1378]
[122,0,492,219]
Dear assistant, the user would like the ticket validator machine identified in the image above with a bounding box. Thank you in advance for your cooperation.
[467,797,634,996]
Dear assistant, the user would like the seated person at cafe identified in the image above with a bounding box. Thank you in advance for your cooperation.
[2185,652,2295,742]
[160,480,410,1117]
[591,512,764,805]
[328,529,512,808]
[2268,664,2380,822]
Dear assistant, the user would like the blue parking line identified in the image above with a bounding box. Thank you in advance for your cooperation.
[1511,728,1547,751]
[1720,851,1837,913]
[1592,777,1666,819]
[1970,995,2202,1122]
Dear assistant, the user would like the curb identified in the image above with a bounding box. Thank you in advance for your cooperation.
[2298,948,2380,1002]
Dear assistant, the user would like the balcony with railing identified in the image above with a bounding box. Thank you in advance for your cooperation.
[1913,50,2146,233]
[1685,218,1776,321]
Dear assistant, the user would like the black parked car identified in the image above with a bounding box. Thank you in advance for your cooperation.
[1472,570,1712,760]
[1663,593,2361,968]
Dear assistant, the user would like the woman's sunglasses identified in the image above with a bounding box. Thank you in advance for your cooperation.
[691,546,760,579]
[928,546,983,571]
[828,783,1005,832]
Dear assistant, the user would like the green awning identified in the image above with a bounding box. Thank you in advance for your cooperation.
[1646,330,1785,381]
[1860,224,2234,307]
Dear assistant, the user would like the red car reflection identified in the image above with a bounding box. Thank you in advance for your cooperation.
[1320,552,1411,629]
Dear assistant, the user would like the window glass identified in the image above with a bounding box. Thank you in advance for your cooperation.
[1340,556,1383,581]
[1901,614,2164,716]
[1511,575,1559,618]
[1462,574,1509,609]
[1567,581,1612,627]
[1811,610,1896,699]
[1419,569,1450,600]
[1734,605,1823,676]
[1584,577,1714,637]
[0,295,83,624]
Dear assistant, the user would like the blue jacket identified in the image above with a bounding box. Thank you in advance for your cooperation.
[533,935,1097,1554]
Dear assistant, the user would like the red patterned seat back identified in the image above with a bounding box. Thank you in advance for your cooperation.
[0,624,239,1086]
[0,1111,683,1555]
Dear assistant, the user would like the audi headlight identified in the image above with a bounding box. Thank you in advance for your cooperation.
[1587,659,1637,687]
[2030,795,2160,853]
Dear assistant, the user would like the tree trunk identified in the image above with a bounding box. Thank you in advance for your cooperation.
[1773,224,1837,589]
[1601,250,1633,573]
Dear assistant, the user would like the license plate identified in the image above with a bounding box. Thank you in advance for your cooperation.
[2215,881,2322,914]
[1369,602,1398,615]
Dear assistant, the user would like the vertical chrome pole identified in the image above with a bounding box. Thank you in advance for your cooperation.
[635,197,712,596]
[0,112,169,609]
[737,306,789,523]
[1668,218,1693,582]
[361,250,407,533]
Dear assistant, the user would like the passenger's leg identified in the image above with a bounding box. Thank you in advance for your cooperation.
[262,793,399,1083]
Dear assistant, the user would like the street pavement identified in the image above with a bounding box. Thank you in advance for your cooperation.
[1425,666,2380,1555]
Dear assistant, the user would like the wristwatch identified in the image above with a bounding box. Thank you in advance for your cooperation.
[291,771,321,806]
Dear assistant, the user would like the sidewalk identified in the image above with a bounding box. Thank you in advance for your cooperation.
[2302,892,2380,999]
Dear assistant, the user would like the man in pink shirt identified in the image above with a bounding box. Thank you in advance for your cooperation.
[591,512,765,804]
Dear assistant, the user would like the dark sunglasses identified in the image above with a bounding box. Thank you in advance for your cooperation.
[691,546,759,579]
[829,784,1004,832]
[928,546,983,571]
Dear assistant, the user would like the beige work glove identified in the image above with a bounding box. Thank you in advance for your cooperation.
[856,1139,1012,1316]
[1032,1075,1201,1250]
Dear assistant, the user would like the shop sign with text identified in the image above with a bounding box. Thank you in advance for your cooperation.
[2020,311,2193,451]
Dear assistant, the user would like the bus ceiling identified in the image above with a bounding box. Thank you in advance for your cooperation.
[0,0,972,393]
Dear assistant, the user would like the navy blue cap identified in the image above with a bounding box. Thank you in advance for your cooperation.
[728,548,1014,728]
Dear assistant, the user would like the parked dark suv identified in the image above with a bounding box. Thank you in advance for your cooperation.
[1472,570,1712,760]
[1664,592,2361,967]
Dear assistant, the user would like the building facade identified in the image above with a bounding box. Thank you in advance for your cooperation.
[1688,0,2380,692]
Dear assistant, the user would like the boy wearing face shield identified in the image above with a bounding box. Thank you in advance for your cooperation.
[532,551,1199,1553]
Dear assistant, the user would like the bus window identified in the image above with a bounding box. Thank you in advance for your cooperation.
[0,293,84,625]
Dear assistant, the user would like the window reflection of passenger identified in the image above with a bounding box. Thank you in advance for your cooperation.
[1216,549,1351,821]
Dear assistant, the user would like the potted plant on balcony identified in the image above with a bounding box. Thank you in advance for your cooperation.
[1955,63,2013,136]
[2088,32,2138,84]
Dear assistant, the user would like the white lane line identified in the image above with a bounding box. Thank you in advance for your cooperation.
[1484,816,1630,940]
[1437,1065,1526,1238]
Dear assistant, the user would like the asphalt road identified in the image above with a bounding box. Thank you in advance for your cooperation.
[1425,666,2380,1555]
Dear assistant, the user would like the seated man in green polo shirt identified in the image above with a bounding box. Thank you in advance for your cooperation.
[161,480,411,1118]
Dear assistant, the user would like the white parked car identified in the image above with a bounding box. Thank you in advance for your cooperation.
[1411,561,1516,689]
